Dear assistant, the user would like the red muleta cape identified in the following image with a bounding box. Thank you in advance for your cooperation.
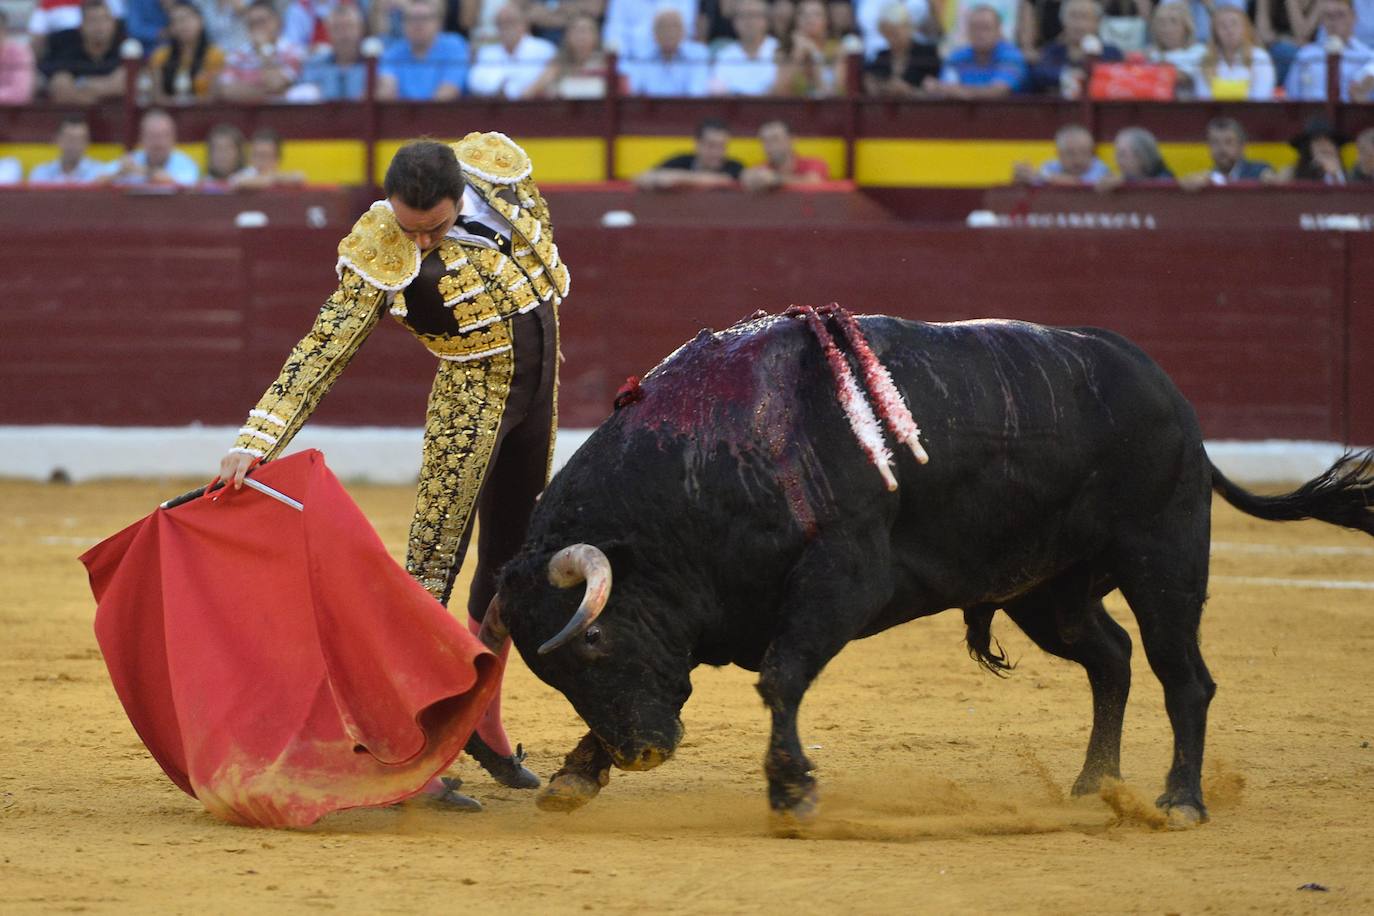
[80,449,500,828]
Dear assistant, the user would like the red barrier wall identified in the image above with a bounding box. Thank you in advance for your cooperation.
[1,188,1368,443]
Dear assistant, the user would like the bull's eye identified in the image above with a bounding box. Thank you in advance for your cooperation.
[584,625,602,646]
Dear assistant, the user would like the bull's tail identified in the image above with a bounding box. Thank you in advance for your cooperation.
[1209,449,1374,535]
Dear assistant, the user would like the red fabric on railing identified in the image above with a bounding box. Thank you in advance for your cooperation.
[80,449,499,828]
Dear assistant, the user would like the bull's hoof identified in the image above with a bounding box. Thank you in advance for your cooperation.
[536,773,603,812]
[1164,804,1207,830]
[768,785,820,838]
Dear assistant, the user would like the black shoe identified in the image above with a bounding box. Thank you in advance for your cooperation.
[465,735,541,789]
[432,776,483,812]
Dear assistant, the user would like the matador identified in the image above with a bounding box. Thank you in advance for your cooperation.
[218,133,569,807]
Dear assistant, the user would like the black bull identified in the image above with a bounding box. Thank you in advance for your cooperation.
[481,312,1374,830]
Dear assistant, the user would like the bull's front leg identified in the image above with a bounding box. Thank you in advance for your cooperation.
[756,654,818,830]
[755,536,886,835]
[535,730,613,812]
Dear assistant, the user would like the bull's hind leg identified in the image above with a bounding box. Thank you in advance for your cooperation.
[756,533,891,831]
[1001,596,1132,796]
[1110,530,1215,826]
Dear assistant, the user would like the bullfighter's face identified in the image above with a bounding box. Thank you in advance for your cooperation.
[501,552,692,772]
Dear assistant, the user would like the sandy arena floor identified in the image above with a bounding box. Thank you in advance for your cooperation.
[2,476,1373,914]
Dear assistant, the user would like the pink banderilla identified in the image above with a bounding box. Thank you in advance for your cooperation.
[785,304,929,491]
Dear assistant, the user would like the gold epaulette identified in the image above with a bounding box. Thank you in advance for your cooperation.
[337,202,421,291]
[450,132,532,185]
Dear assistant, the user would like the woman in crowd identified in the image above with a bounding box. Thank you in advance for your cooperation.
[202,121,245,188]
[1097,126,1174,189]
[150,2,226,102]
[862,1,941,97]
[1146,1,1206,97]
[1195,5,1276,99]
[523,13,611,98]
[1284,117,1348,184]
[776,0,845,96]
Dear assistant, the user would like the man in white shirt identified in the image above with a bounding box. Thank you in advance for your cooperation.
[1283,0,1373,100]
[625,7,709,96]
[708,0,779,95]
[603,0,698,64]
[28,116,109,184]
[468,2,557,98]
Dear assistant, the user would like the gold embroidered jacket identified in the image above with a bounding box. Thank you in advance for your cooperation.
[230,132,570,461]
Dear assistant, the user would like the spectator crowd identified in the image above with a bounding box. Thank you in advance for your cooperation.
[0,0,1371,187]
[1,0,1373,106]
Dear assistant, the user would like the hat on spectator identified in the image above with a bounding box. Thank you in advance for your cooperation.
[1289,115,1350,151]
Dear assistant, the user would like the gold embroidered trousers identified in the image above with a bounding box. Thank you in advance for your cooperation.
[405,304,559,612]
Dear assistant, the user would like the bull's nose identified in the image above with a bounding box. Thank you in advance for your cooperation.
[616,745,670,771]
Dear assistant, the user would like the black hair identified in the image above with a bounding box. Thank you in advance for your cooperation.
[160,1,209,98]
[246,0,279,18]
[1206,116,1246,143]
[383,140,465,209]
[695,118,730,139]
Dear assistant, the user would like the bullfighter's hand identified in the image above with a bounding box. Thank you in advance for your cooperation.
[218,451,257,491]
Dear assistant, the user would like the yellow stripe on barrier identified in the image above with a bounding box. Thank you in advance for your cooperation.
[0,137,1312,186]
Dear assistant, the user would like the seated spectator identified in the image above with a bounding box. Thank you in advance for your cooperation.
[1283,0,1373,99]
[149,2,226,102]
[377,0,468,100]
[1096,126,1172,190]
[1028,0,1124,96]
[468,3,557,98]
[855,0,933,58]
[296,3,367,99]
[741,119,830,190]
[1145,1,1205,96]
[231,127,306,188]
[770,0,798,42]
[603,0,697,64]
[635,117,745,190]
[1350,126,1374,182]
[526,0,609,46]
[203,121,245,186]
[524,13,611,98]
[1356,54,1374,97]
[709,0,782,95]
[1194,4,1275,98]
[1177,116,1275,187]
[863,1,941,96]
[28,0,127,58]
[1282,115,1349,184]
[29,116,108,184]
[125,0,169,48]
[198,0,249,52]
[39,0,125,105]
[104,108,200,187]
[1250,0,1306,86]
[924,4,1027,97]
[0,10,37,104]
[1012,123,1111,184]
[776,0,847,96]
[282,0,358,52]
[1095,0,1152,53]
[0,155,20,184]
[623,7,709,97]
[216,0,305,101]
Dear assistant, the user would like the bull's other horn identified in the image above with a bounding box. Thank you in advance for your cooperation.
[539,544,613,655]
[476,594,508,651]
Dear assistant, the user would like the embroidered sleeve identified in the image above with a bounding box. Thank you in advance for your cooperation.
[230,268,386,460]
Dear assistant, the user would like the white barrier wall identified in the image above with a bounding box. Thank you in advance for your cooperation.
[0,426,1354,487]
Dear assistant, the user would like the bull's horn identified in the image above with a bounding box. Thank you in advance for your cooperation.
[539,544,613,655]
[476,594,508,651]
